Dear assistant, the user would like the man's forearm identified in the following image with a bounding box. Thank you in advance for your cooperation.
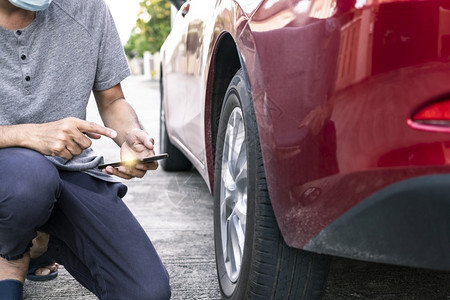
[94,84,146,147]
[0,124,31,149]
[97,97,144,146]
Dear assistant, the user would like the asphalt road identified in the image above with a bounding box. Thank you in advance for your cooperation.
[23,76,450,299]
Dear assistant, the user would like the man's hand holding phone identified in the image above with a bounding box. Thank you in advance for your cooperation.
[100,129,161,180]
[98,153,168,169]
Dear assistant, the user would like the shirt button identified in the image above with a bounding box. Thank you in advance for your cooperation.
[16,30,22,36]
[21,55,27,60]
[25,76,31,81]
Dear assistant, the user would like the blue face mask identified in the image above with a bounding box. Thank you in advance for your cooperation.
[8,0,53,11]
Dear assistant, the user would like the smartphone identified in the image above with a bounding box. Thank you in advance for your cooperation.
[98,153,169,169]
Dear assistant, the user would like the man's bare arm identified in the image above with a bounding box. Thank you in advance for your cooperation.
[0,118,117,160]
[94,83,144,145]
[0,124,30,148]
[94,83,157,179]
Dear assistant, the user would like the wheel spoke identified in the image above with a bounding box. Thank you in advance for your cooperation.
[234,157,247,189]
[234,194,247,226]
[234,123,245,176]
[230,213,244,266]
[224,212,245,280]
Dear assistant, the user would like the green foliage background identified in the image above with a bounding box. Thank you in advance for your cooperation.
[124,0,171,58]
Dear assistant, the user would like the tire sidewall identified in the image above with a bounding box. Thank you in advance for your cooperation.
[214,70,257,299]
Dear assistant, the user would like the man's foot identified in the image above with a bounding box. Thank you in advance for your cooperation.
[27,253,58,281]
[27,232,58,281]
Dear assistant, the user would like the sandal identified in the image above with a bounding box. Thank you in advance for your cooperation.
[26,252,58,281]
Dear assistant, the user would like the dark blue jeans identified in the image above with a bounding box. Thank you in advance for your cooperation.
[0,148,170,299]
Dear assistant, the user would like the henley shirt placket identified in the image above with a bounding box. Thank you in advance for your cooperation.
[15,29,32,95]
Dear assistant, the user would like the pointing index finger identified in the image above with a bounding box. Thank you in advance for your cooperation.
[78,120,117,139]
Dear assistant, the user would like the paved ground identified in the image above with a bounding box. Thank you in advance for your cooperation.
[23,76,450,299]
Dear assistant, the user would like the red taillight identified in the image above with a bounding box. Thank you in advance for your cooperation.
[408,100,450,132]
[413,101,450,121]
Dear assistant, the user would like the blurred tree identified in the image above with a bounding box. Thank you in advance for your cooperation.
[124,0,171,58]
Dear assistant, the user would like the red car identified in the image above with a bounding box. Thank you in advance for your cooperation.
[160,0,450,298]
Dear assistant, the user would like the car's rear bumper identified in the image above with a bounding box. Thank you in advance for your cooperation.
[304,174,450,271]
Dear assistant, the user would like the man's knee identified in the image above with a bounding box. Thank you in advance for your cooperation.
[0,147,59,226]
[0,148,59,258]
[125,266,171,300]
[140,277,171,300]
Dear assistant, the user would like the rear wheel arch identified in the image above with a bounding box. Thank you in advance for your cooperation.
[206,33,243,192]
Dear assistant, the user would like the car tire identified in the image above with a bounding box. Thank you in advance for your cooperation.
[214,69,331,299]
[159,75,192,171]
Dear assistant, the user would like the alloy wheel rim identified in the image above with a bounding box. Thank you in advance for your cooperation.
[220,106,248,283]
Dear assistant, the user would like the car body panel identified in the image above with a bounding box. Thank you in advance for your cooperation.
[161,0,450,268]
[304,173,450,271]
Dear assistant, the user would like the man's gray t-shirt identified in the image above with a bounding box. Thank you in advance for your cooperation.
[0,0,130,181]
